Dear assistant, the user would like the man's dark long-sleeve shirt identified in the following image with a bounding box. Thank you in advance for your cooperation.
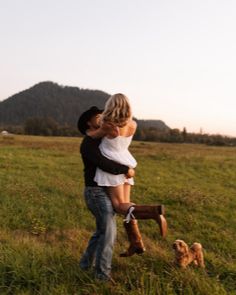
[80,136,129,187]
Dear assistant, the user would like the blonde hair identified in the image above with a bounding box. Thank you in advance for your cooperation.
[102,93,132,127]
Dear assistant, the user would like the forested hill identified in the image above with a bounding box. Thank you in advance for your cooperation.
[0,82,109,126]
[0,81,170,131]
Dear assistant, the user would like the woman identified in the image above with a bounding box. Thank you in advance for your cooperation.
[87,93,137,215]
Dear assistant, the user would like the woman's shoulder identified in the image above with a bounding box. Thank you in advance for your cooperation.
[120,119,137,136]
[128,119,137,131]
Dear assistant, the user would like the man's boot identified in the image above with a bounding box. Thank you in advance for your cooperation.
[120,219,146,257]
[126,205,167,238]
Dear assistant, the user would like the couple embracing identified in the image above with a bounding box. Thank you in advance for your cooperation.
[78,93,167,282]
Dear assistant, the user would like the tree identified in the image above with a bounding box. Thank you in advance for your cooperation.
[24,117,59,136]
[182,127,187,141]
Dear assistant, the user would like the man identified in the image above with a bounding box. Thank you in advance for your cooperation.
[78,106,167,282]
[78,106,145,282]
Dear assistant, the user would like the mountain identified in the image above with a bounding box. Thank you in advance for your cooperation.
[0,81,170,131]
[137,119,170,132]
[0,81,109,127]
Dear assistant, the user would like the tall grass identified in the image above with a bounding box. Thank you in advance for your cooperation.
[0,135,235,294]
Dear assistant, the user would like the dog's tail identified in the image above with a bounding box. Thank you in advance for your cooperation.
[191,242,202,251]
[192,243,205,268]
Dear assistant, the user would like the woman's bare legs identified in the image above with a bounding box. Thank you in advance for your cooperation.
[123,183,131,203]
[108,184,134,215]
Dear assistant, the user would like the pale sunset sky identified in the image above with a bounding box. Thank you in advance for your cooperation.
[0,0,236,136]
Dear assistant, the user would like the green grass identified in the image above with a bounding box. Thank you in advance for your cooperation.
[0,135,236,294]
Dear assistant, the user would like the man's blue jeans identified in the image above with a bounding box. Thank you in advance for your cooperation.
[79,187,116,280]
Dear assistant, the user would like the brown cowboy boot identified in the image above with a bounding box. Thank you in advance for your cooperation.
[127,205,167,238]
[120,219,146,257]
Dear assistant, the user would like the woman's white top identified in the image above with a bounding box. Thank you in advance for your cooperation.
[94,135,137,186]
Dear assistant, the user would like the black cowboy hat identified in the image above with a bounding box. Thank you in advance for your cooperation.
[77,106,103,135]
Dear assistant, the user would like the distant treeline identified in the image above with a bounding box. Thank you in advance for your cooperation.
[1,117,236,147]
[134,126,236,146]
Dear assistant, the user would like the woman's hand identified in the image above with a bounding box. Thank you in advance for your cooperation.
[101,122,119,137]
[126,168,135,178]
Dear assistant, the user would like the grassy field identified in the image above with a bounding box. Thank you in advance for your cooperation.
[0,135,235,295]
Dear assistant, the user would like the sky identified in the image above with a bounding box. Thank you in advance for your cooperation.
[0,0,236,136]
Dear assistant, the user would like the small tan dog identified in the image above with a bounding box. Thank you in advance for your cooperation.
[173,239,205,268]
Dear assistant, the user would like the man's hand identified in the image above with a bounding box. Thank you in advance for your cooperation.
[126,168,135,178]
